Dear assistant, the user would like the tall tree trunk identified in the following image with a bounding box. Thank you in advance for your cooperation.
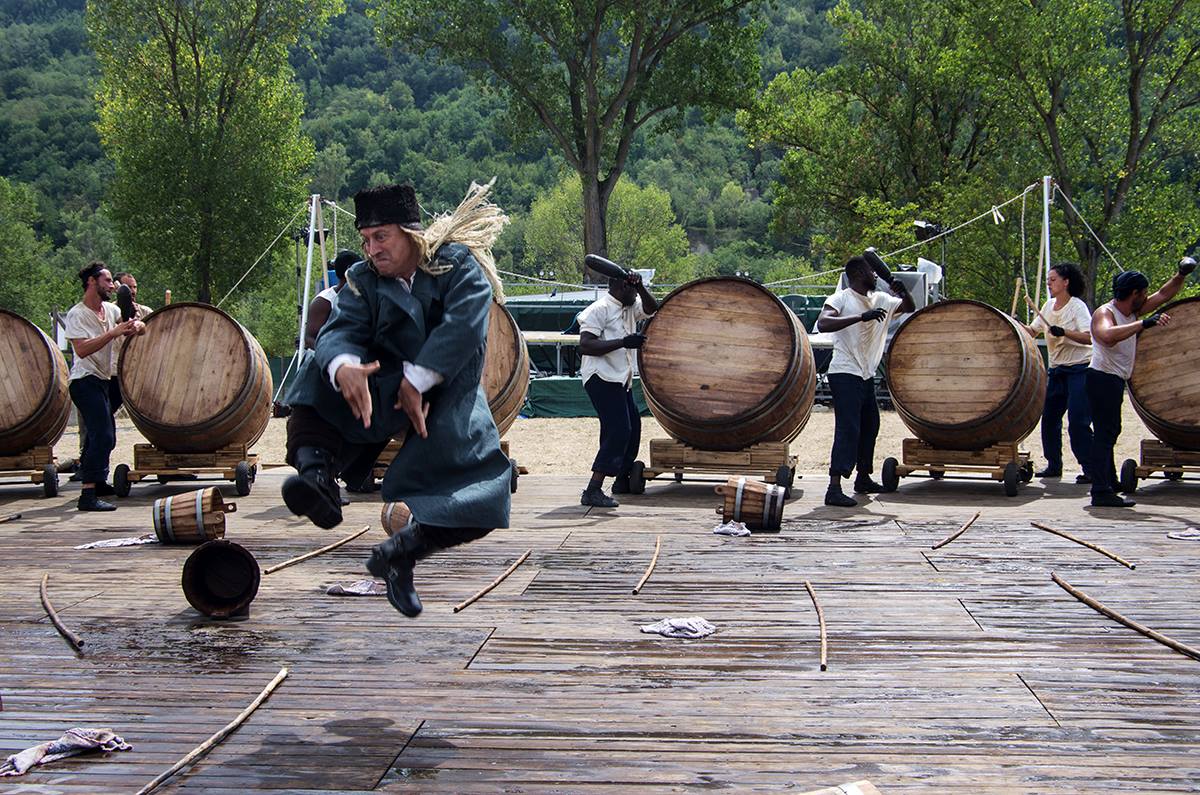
[196,205,214,304]
[581,173,611,281]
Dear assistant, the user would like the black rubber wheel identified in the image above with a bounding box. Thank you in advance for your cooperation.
[1003,462,1020,497]
[250,464,258,482]
[674,471,684,483]
[509,457,519,494]
[881,457,899,493]
[1021,460,1034,483]
[929,469,945,480]
[234,461,252,497]
[157,474,171,484]
[1119,459,1138,494]
[42,464,58,498]
[113,463,132,497]
[1165,470,1184,481]
[630,460,647,495]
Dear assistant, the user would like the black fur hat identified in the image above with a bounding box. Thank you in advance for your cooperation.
[354,184,423,231]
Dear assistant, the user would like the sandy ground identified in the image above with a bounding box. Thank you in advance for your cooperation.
[69,399,1146,479]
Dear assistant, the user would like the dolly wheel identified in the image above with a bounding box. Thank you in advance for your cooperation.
[630,461,647,495]
[1003,462,1020,497]
[1119,459,1139,494]
[113,464,132,497]
[234,461,252,496]
[509,457,519,494]
[881,457,900,493]
[42,464,58,498]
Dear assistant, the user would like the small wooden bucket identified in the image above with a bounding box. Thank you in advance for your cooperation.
[152,487,236,544]
[182,539,260,619]
[381,501,412,536]
[715,477,786,532]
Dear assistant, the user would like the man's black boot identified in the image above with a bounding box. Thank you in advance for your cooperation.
[610,474,632,494]
[78,488,117,512]
[825,476,857,507]
[365,520,430,617]
[281,446,343,529]
[853,474,884,494]
[1091,491,1135,508]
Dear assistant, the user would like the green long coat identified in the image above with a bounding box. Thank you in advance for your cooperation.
[286,243,511,530]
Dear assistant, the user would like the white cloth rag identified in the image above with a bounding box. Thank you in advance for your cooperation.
[75,534,158,550]
[640,616,717,639]
[713,520,751,537]
[0,728,131,776]
[326,579,388,596]
[1167,527,1200,541]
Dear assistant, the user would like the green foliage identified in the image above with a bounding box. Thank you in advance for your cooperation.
[0,176,71,330]
[523,175,691,286]
[88,0,343,303]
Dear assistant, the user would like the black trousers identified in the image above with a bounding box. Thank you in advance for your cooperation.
[285,405,491,547]
[584,375,640,477]
[1085,368,1125,496]
[828,373,880,479]
[1042,363,1093,475]
[69,375,122,484]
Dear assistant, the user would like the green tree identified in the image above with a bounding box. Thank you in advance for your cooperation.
[371,0,765,266]
[523,174,691,286]
[88,0,342,303]
[0,176,70,329]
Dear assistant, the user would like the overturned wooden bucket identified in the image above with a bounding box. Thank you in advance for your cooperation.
[715,477,786,532]
[152,487,236,544]
[182,539,260,619]
[381,501,412,536]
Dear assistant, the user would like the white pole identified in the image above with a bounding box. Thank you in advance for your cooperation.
[1037,175,1051,309]
[298,194,320,356]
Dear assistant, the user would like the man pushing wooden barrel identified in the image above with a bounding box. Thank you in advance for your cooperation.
[281,181,512,618]
[1087,258,1194,508]
[816,250,914,507]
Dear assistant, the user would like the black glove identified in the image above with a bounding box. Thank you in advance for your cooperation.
[1180,256,1197,276]
[622,333,646,349]
[1142,314,1162,329]
[860,308,887,323]
[1049,325,1065,337]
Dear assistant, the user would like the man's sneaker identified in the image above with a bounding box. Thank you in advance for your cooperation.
[1091,492,1135,508]
[824,488,858,507]
[1037,467,1063,478]
[853,477,884,494]
[1075,474,1093,485]
[581,487,618,508]
[610,475,632,494]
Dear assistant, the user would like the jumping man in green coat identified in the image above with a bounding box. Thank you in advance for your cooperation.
[282,183,512,617]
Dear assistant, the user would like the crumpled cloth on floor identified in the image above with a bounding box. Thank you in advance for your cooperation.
[640,616,717,639]
[75,534,158,550]
[713,520,751,537]
[0,728,132,776]
[1167,527,1200,541]
[326,579,388,596]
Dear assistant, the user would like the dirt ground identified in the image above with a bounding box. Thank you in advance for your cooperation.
[75,399,1146,478]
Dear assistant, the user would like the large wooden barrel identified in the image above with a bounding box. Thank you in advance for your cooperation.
[0,310,71,455]
[886,300,1046,450]
[1129,296,1200,450]
[638,277,816,451]
[118,303,272,453]
[482,302,529,435]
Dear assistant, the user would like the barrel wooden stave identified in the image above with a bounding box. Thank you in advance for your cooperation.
[182,539,260,618]
[0,310,71,455]
[118,303,272,453]
[1129,296,1200,450]
[152,486,234,544]
[716,477,786,532]
[638,277,816,451]
[886,300,1046,451]
[482,302,529,436]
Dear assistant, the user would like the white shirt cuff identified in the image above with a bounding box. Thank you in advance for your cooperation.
[327,353,362,391]
[403,362,443,394]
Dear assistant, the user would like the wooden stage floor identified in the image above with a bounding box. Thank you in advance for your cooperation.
[2,468,1200,793]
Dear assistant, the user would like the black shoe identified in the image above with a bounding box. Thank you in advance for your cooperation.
[581,487,619,508]
[824,488,858,507]
[610,475,632,495]
[853,477,884,494]
[1036,467,1062,478]
[78,493,117,512]
[1091,492,1135,508]
[281,446,343,529]
[116,283,136,321]
[1075,474,1093,485]
[365,520,428,617]
[93,482,116,497]
[344,476,380,494]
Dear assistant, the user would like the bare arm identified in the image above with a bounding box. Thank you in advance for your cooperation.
[1091,306,1145,347]
[579,330,628,356]
[304,297,333,349]
[70,320,135,359]
[1140,272,1186,316]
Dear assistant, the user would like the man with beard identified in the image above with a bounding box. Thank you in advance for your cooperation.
[65,262,144,511]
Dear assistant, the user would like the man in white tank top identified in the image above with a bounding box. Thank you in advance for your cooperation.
[1086,259,1194,507]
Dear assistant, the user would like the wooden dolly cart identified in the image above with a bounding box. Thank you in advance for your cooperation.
[375,439,523,493]
[1120,439,1200,493]
[882,438,1034,497]
[113,443,258,497]
[628,438,798,497]
[0,446,58,498]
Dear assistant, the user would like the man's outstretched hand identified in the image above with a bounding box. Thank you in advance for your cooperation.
[336,360,381,428]
[395,377,430,439]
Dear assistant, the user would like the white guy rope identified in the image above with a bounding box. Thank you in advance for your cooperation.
[1054,184,1125,273]
[882,182,1040,260]
[215,203,308,309]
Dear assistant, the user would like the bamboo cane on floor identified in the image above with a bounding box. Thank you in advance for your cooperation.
[40,573,84,653]
[262,525,371,575]
[453,549,532,612]
[632,535,662,595]
[1031,522,1136,569]
[804,580,828,671]
[1051,573,1200,662]
[136,666,289,795]
[931,511,981,550]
